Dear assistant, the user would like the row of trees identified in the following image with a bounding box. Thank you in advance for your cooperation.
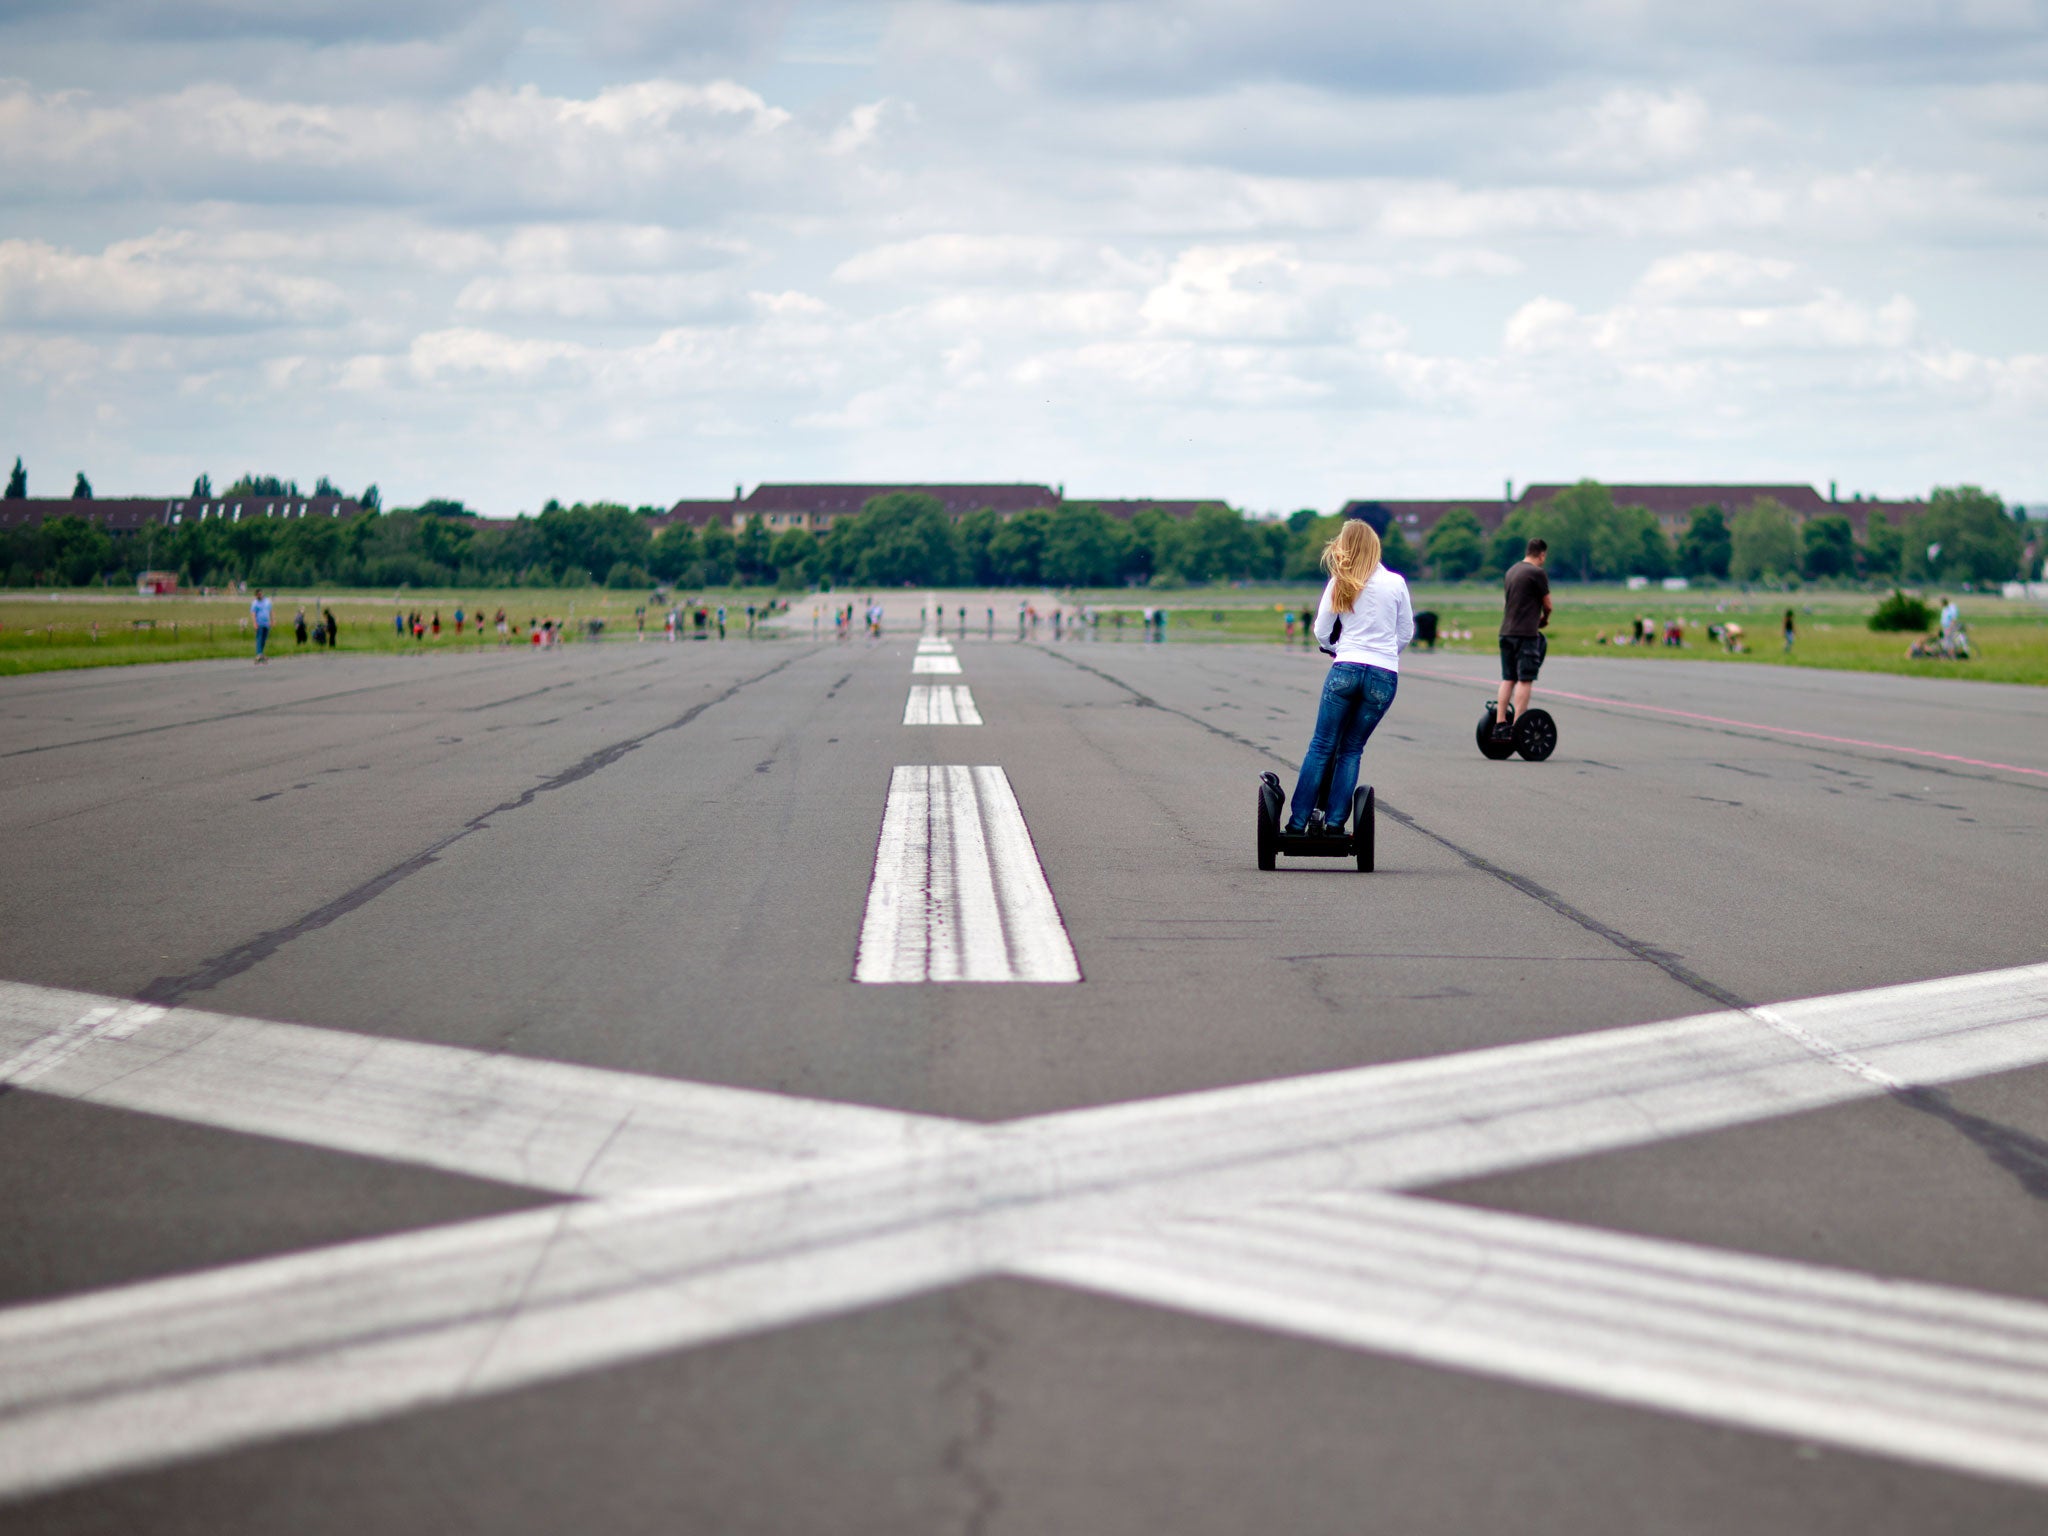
[6,458,94,501]
[2,479,2032,591]
[1424,483,2032,587]
[0,492,1409,592]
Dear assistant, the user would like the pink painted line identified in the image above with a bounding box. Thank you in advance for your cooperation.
[1404,667,2048,781]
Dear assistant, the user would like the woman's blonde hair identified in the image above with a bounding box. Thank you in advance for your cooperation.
[1321,518,1382,612]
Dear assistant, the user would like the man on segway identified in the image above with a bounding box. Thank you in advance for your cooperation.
[1494,537,1551,741]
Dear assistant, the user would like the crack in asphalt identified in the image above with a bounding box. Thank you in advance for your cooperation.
[3,651,672,759]
[1041,646,2048,1206]
[136,651,808,1007]
[1035,646,1751,1011]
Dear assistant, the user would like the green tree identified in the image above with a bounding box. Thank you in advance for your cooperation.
[71,472,92,500]
[957,508,1003,585]
[1676,506,1732,579]
[697,520,737,586]
[313,475,341,497]
[1905,485,2022,585]
[191,473,212,499]
[1425,507,1486,581]
[1286,515,1341,581]
[1043,503,1130,587]
[1537,481,1616,581]
[649,523,699,583]
[1378,518,1416,577]
[1124,508,1179,584]
[1489,506,1555,576]
[414,511,475,571]
[852,493,962,585]
[42,515,114,584]
[6,458,24,498]
[536,502,648,585]
[1599,504,1671,579]
[1170,503,1260,583]
[604,560,651,589]
[1730,498,1801,581]
[226,474,297,497]
[987,508,1052,585]
[770,528,818,590]
[360,484,381,513]
[734,515,773,584]
[1862,516,1904,579]
[1801,514,1856,580]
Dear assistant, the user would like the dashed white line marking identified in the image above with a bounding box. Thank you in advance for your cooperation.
[903,686,983,726]
[916,639,954,654]
[855,765,1080,983]
[911,654,962,674]
[2,964,2048,1495]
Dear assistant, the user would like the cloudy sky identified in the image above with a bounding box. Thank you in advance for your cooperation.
[2,0,2043,515]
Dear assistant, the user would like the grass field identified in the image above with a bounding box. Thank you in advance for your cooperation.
[5,582,2046,686]
[0,588,790,676]
[1077,585,2048,687]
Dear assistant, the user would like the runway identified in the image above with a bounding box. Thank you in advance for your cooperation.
[2,618,2046,1534]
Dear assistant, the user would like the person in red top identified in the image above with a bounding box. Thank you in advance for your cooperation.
[1494,538,1552,740]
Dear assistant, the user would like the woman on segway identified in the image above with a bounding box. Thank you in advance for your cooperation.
[1283,517,1415,836]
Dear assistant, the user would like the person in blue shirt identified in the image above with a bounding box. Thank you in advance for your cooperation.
[250,589,273,665]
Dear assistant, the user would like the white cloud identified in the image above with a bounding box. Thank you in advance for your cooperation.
[1506,260,1921,361]
[0,78,836,218]
[453,272,744,324]
[1138,244,1390,343]
[834,234,1123,286]
[0,2,2043,511]
[1557,88,1713,176]
[0,236,344,331]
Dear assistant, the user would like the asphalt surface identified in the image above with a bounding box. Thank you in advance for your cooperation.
[3,612,2047,1534]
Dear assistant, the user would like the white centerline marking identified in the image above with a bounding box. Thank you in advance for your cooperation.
[903,686,983,726]
[855,766,1080,983]
[2,964,2047,1495]
[911,654,962,674]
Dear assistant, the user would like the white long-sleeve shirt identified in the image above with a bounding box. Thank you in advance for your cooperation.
[1313,567,1415,670]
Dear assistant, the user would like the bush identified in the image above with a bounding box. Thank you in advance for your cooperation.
[605,561,652,590]
[1869,590,1932,632]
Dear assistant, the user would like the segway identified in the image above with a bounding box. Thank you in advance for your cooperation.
[1476,701,1557,762]
[1258,765,1375,872]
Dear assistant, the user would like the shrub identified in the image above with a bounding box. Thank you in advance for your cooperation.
[1869,590,1932,632]
[605,561,652,590]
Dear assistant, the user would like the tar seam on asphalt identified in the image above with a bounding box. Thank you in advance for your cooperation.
[133,650,811,1008]
[1043,648,2048,1208]
[2,651,663,760]
[459,655,667,712]
[1890,1085,2048,1208]
[1035,646,1753,1012]
[1402,670,2048,797]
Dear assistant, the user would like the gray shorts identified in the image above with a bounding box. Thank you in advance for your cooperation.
[1499,633,1546,683]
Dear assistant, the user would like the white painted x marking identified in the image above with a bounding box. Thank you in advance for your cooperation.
[3,964,2048,1499]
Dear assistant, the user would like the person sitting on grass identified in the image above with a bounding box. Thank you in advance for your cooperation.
[1282,517,1415,836]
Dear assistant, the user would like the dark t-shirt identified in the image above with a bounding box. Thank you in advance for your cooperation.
[1501,560,1550,637]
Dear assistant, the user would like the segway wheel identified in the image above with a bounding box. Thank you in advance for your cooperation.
[1476,704,1515,761]
[1513,707,1557,762]
[1257,771,1282,871]
[1352,785,1375,872]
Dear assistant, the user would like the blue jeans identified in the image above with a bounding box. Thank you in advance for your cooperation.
[1287,664,1397,831]
[254,624,269,659]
